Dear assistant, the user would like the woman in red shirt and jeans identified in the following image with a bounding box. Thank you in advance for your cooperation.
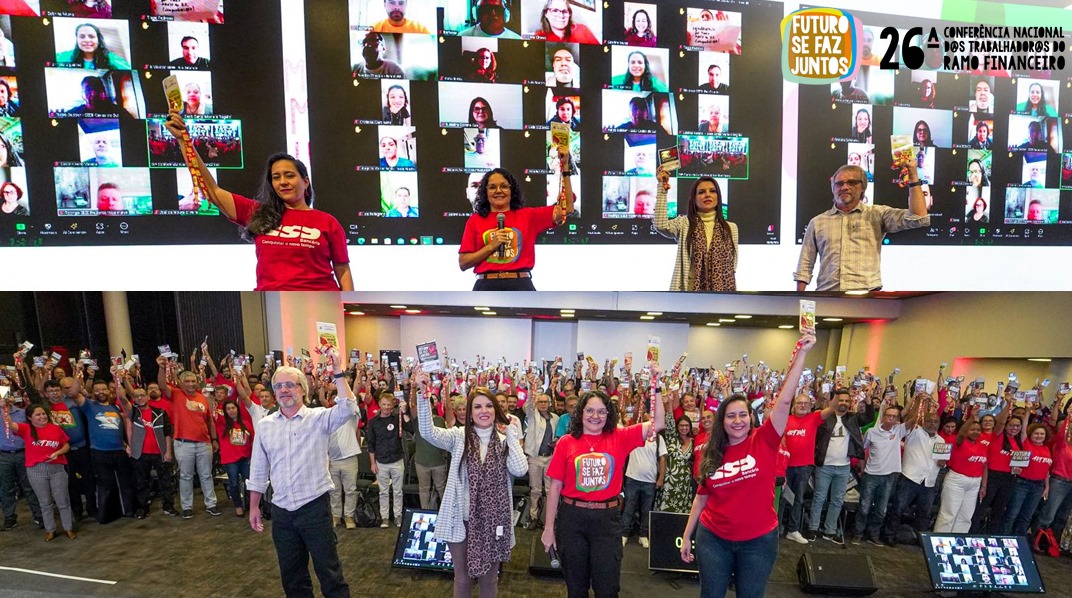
[1003,423,1053,535]
[4,404,75,541]
[215,399,254,517]
[542,387,665,598]
[679,333,815,598]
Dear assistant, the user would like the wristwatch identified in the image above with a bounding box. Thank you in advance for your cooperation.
[333,371,347,380]
[906,180,924,188]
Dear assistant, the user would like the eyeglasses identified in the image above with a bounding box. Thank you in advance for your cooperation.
[833,179,863,187]
[583,408,608,416]
[472,105,488,112]
[546,8,570,15]
[272,381,300,391]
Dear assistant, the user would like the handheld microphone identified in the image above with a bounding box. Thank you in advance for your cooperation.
[548,546,561,569]
[496,213,506,260]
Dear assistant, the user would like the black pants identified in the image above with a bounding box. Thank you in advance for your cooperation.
[555,501,622,598]
[133,454,175,513]
[272,493,350,598]
[882,474,937,541]
[66,446,97,518]
[472,276,536,291]
[970,469,1014,533]
[90,449,135,523]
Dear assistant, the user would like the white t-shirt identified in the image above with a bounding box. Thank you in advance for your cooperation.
[625,434,667,483]
[863,422,908,475]
[824,415,851,467]
[900,427,941,487]
[328,411,362,461]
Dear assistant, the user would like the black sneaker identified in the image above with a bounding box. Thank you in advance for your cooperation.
[802,529,818,541]
[824,533,845,545]
[206,507,222,517]
[0,520,16,531]
[134,510,147,520]
[866,537,884,547]
[34,518,43,529]
[181,510,194,519]
[163,507,178,517]
[884,537,897,548]
[849,534,861,545]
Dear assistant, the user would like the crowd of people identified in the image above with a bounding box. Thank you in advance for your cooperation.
[2,336,1071,597]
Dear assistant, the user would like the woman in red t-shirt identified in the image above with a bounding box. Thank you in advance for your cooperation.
[215,399,254,517]
[680,333,815,598]
[163,112,352,291]
[458,154,574,290]
[4,404,75,541]
[934,417,988,533]
[1004,423,1053,535]
[542,388,665,598]
[971,400,1018,533]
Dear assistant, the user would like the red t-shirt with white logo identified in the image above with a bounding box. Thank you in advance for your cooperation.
[978,431,994,449]
[697,420,781,541]
[1050,420,1072,479]
[231,193,349,291]
[988,432,1021,473]
[547,424,645,502]
[1021,442,1052,481]
[783,411,823,467]
[138,407,161,455]
[15,423,70,467]
[458,205,556,274]
[948,437,988,478]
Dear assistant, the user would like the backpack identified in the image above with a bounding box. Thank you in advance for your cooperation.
[1032,527,1060,558]
[354,490,380,528]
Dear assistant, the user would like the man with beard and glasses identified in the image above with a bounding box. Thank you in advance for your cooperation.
[248,347,357,598]
[71,379,135,523]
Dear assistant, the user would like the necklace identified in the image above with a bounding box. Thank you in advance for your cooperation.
[583,432,600,453]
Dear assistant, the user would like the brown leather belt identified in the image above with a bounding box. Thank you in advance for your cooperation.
[562,496,620,510]
[478,271,531,280]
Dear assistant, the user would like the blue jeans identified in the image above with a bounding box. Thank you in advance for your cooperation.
[852,472,897,539]
[782,465,813,534]
[224,458,250,510]
[620,476,656,537]
[1004,477,1046,535]
[809,464,850,535]
[1036,476,1072,537]
[695,526,778,598]
[883,474,937,540]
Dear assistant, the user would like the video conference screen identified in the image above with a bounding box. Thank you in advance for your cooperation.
[0,1,284,246]
[796,6,1072,247]
[392,508,454,572]
[303,0,784,247]
[919,533,1045,593]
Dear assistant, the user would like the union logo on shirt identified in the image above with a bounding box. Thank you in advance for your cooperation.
[263,225,325,249]
[710,454,758,482]
[481,227,521,264]
[573,452,614,493]
[51,411,75,429]
[186,399,206,413]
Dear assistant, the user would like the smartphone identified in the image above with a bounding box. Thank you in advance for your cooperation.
[1041,379,1051,388]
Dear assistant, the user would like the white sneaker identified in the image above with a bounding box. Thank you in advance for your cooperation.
[786,531,810,544]
[639,537,649,549]
[380,522,389,528]
[622,537,628,546]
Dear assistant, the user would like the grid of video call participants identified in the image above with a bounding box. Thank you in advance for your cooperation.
[0,0,288,243]
[928,535,1036,590]
[797,11,1072,246]
[306,0,783,247]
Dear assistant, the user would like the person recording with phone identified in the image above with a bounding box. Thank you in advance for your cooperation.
[458,150,574,290]
[413,367,527,598]
[163,112,352,291]
[247,347,357,598]
[680,333,815,598]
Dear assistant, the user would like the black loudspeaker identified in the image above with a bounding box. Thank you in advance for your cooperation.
[797,552,878,595]
[528,536,563,577]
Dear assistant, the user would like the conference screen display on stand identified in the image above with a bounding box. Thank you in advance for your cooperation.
[392,508,455,573]
[919,532,1045,593]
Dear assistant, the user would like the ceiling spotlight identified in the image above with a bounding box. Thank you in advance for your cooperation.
[560,309,575,313]
[560,313,574,318]
[390,305,407,309]
[474,306,490,311]
[845,290,870,296]
[404,309,421,314]
[734,315,752,319]
[482,311,497,316]
[778,324,794,329]
[646,311,663,316]
[347,311,365,316]
[1027,358,1052,362]
[718,318,735,323]
[822,317,843,322]
[640,315,655,320]
[706,322,720,327]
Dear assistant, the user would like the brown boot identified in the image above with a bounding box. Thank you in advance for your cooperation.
[65,530,77,540]
[44,531,56,542]
[333,516,341,527]
[344,517,356,530]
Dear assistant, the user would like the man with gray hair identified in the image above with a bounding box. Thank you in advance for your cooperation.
[156,355,220,519]
[794,160,929,291]
[248,347,357,598]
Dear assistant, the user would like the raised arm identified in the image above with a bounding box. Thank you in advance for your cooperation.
[156,355,173,400]
[653,166,683,237]
[770,334,818,435]
[414,367,457,452]
[163,111,237,220]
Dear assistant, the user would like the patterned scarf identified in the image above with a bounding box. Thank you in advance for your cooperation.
[465,429,512,579]
[688,214,736,291]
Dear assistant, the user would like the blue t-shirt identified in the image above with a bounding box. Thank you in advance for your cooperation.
[0,406,27,451]
[556,413,571,438]
[82,401,125,451]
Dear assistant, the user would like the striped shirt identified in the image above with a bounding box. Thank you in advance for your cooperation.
[247,395,357,511]
[794,203,928,291]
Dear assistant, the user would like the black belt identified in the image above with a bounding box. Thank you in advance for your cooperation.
[174,438,208,444]
[0,449,25,454]
[478,271,531,280]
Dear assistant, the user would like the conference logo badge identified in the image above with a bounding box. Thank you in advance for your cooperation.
[780,8,858,84]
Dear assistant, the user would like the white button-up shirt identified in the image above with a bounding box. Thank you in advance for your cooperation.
[247,395,357,511]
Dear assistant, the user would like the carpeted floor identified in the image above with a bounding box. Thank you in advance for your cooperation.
[2,498,1071,597]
